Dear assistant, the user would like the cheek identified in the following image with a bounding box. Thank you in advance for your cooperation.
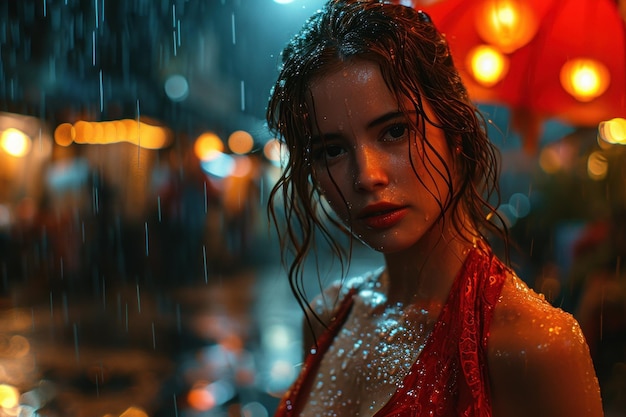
[315,172,351,218]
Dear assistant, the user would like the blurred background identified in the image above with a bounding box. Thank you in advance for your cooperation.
[0,0,625,416]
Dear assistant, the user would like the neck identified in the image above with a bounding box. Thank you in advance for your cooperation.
[382,224,477,307]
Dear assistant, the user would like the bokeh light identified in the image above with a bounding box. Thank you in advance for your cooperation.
[475,0,538,53]
[587,151,608,180]
[598,117,626,145]
[508,193,531,218]
[228,130,254,155]
[0,128,31,157]
[0,384,19,409]
[164,74,190,102]
[263,138,287,167]
[201,152,235,178]
[194,132,225,161]
[54,119,173,149]
[187,382,216,411]
[467,45,509,87]
[560,58,610,102]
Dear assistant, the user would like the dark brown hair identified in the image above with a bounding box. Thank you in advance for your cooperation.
[266,0,507,315]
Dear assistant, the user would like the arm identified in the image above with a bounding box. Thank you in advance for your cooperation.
[488,278,604,417]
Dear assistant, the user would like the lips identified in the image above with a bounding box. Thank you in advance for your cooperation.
[357,202,408,229]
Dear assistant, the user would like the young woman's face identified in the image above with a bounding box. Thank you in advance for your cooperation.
[308,59,456,253]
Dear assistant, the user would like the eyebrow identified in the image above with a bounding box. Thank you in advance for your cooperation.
[311,110,417,145]
[366,110,406,129]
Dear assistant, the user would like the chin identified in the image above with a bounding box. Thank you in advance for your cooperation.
[357,235,418,254]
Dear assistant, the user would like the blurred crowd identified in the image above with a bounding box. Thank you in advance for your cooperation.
[0,119,624,416]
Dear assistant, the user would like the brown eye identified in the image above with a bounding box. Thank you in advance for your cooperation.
[382,124,409,142]
[312,143,346,162]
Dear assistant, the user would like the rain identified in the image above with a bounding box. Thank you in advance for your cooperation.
[0,0,625,416]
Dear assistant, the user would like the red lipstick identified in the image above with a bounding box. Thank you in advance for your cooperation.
[357,202,408,229]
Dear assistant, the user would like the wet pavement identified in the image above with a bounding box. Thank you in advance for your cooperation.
[0,229,384,416]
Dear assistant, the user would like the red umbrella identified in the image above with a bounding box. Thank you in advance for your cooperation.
[408,0,626,152]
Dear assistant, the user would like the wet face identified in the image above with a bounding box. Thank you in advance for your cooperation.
[308,59,456,253]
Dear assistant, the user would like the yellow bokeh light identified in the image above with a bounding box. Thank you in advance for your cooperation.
[598,118,626,145]
[228,130,254,155]
[90,122,105,144]
[538,146,562,174]
[560,59,610,102]
[0,128,32,157]
[0,384,19,409]
[132,121,172,149]
[194,132,224,161]
[54,123,75,147]
[587,151,608,180]
[73,120,92,144]
[467,45,509,87]
[53,119,172,149]
[476,0,538,53]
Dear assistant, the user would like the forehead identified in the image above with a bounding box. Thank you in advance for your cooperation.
[308,60,400,122]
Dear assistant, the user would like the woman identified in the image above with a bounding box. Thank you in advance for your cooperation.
[266,1,603,416]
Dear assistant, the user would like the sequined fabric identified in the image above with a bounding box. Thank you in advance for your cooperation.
[275,245,508,416]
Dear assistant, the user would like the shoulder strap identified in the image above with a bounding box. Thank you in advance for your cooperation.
[275,287,357,416]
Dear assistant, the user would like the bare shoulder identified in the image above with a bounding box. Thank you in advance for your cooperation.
[302,268,384,353]
[488,272,604,417]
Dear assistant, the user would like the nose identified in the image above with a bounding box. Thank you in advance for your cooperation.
[353,145,389,192]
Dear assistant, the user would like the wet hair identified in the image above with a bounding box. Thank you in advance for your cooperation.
[266,0,507,315]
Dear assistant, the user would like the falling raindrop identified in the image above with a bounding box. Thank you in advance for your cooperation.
[73,323,80,363]
[203,244,208,283]
[136,283,141,313]
[94,0,98,29]
[99,69,103,112]
[241,80,245,112]
[231,12,236,45]
[144,221,149,256]
[173,394,179,417]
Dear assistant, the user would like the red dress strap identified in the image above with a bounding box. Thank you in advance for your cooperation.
[274,246,507,417]
[374,246,506,417]
[274,287,358,416]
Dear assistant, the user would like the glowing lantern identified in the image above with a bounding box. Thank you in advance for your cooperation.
[560,58,610,102]
[467,45,509,87]
[475,0,538,53]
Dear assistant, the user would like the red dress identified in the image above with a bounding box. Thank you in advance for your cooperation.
[274,245,508,416]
